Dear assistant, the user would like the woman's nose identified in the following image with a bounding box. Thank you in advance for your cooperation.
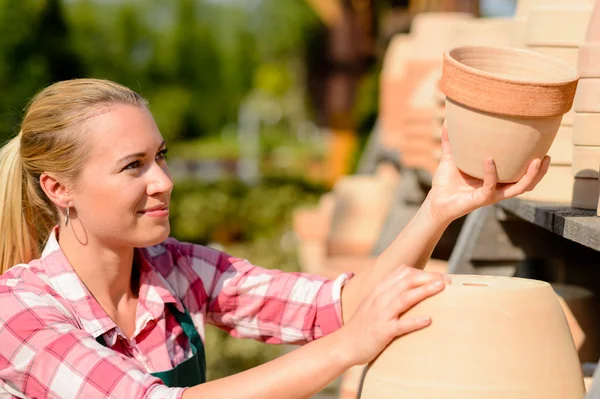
[147,163,173,195]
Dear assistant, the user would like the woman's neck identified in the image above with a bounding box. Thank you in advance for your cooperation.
[57,225,137,309]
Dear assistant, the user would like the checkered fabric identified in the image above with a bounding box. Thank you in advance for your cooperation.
[0,228,351,398]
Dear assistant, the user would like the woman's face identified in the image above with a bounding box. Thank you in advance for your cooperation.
[71,104,173,249]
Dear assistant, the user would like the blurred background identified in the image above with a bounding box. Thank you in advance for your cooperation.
[0,0,516,396]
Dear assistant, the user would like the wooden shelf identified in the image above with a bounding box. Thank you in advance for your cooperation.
[497,198,600,252]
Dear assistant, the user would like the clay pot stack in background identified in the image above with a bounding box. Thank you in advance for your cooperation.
[512,0,595,203]
[292,164,401,279]
[380,34,411,154]
[571,1,600,213]
[397,12,473,177]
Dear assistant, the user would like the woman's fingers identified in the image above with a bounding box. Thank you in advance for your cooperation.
[440,122,453,160]
[522,155,550,192]
[391,279,446,316]
[495,157,543,200]
[473,158,498,204]
[393,315,432,336]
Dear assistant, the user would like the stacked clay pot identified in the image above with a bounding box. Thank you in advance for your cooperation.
[570,0,600,214]
[512,0,595,203]
[292,164,400,277]
[359,275,585,399]
[380,34,411,153]
[327,174,398,256]
[553,283,600,364]
[440,45,579,183]
[397,12,473,177]
[292,193,337,275]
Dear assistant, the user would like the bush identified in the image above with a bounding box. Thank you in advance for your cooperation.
[168,176,328,380]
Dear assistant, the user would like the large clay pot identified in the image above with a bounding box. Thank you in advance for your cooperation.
[440,46,579,182]
[327,176,397,256]
[359,274,585,399]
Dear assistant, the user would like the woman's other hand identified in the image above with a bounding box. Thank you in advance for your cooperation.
[337,266,448,366]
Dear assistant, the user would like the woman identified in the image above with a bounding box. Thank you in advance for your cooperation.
[0,79,549,399]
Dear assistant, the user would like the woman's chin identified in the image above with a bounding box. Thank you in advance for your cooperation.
[136,224,170,247]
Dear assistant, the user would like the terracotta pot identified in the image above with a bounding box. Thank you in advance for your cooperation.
[408,67,442,110]
[546,125,573,165]
[586,0,600,42]
[359,274,585,399]
[515,0,594,19]
[510,18,529,48]
[528,46,579,69]
[573,78,600,112]
[563,106,576,125]
[409,12,474,61]
[453,17,514,47]
[573,112,600,145]
[518,165,574,203]
[553,283,600,363]
[571,176,600,209]
[327,176,397,256]
[440,46,579,182]
[525,5,592,47]
[380,35,411,149]
[572,145,600,178]
[292,208,330,241]
[578,44,600,78]
[296,241,326,275]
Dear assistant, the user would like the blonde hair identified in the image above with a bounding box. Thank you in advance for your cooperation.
[0,78,148,273]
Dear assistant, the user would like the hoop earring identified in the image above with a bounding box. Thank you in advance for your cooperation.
[65,207,70,227]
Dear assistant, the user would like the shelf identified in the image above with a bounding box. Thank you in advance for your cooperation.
[497,198,600,252]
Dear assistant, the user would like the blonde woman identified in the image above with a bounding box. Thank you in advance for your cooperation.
[0,79,548,398]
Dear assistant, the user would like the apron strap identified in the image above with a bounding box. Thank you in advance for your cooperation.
[94,302,207,387]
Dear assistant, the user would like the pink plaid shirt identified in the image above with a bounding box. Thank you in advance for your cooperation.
[0,228,351,398]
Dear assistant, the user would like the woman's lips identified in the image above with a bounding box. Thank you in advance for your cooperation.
[138,207,169,218]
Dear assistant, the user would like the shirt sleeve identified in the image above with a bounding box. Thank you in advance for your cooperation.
[0,281,184,399]
[174,241,354,345]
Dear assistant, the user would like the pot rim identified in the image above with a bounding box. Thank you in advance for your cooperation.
[441,45,580,117]
[445,45,579,85]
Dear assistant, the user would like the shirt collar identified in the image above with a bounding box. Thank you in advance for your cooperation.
[40,226,184,339]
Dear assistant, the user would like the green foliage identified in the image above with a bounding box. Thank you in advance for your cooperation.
[169,176,326,245]
[1,0,321,143]
[168,176,327,380]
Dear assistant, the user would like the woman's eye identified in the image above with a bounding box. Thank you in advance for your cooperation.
[124,160,142,170]
[156,148,168,160]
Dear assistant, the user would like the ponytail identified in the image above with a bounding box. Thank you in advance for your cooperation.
[0,133,38,273]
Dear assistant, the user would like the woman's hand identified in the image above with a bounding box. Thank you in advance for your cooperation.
[426,124,551,224]
[337,266,448,366]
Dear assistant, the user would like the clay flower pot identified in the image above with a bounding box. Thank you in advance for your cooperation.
[440,46,579,182]
[327,176,397,256]
[360,274,585,399]
[578,44,600,78]
[586,0,600,42]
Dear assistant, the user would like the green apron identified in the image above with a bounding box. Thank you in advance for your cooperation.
[96,303,207,388]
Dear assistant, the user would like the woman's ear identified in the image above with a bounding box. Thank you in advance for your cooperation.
[39,172,73,209]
